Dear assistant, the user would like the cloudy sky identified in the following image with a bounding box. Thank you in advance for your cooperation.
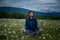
[0,0,60,12]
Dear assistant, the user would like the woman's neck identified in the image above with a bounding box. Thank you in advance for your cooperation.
[30,17,33,19]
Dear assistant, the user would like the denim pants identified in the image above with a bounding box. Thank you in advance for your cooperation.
[23,29,41,35]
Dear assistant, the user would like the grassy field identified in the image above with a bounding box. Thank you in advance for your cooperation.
[0,19,60,40]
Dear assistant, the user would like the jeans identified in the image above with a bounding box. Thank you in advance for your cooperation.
[22,29,41,35]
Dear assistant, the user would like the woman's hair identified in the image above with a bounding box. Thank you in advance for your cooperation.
[28,11,34,18]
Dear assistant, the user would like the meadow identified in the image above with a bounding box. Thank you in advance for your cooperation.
[0,19,60,40]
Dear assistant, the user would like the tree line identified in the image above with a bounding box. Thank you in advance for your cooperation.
[0,10,27,19]
[0,10,60,19]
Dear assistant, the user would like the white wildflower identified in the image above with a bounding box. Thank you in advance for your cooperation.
[8,28,11,31]
[22,36,24,39]
[5,34,7,36]
[49,35,52,38]
[11,35,14,37]
[47,33,49,36]
[43,36,46,39]
[9,31,11,33]
[56,28,58,30]
[50,37,53,39]
[39,36,41,39]
[53,36,55,37]
[7,37,9,40]
[15,35,18,37]
[4,24,7,27]
[0,24,1,25]
[4,29,6,32]
[59,34,60,35]
[12,30,16,34]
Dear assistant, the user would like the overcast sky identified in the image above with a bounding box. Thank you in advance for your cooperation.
[0,0,60,12]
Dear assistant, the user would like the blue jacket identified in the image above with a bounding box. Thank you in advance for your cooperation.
[25,18,39,32]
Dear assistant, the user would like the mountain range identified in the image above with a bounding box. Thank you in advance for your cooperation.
[0,7,60,17]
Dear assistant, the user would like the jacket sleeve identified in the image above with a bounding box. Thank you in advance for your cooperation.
[35,19,39,30]
[35,19,38,27]
[25,19,28,30]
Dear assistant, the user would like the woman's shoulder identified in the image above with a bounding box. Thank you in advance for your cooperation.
[33,18,37,20]
[25,18,37,20]
[25,18,29,21]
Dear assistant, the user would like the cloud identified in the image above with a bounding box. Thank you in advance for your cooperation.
[0,0,60,12]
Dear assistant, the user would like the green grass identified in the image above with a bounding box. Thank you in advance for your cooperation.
[0,19,60,40]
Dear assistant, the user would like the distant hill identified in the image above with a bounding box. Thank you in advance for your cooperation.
[0,7,60,17]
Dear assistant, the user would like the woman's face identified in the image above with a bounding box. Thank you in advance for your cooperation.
[29,12,34,17]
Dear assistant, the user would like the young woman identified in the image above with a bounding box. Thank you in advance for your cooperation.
[23,11,41,35]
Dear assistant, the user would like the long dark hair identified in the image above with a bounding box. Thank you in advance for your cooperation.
[28,11,34,18]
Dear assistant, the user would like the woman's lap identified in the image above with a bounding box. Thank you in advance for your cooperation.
[22,29,41,35]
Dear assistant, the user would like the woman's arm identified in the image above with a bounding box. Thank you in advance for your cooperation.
[35,18,39,30]
[35,18,38,27]
[25,19,29,30]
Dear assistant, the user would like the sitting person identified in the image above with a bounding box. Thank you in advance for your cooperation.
[23,11,43,36]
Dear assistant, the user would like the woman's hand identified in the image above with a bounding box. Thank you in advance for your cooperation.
[40,28,43,32]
